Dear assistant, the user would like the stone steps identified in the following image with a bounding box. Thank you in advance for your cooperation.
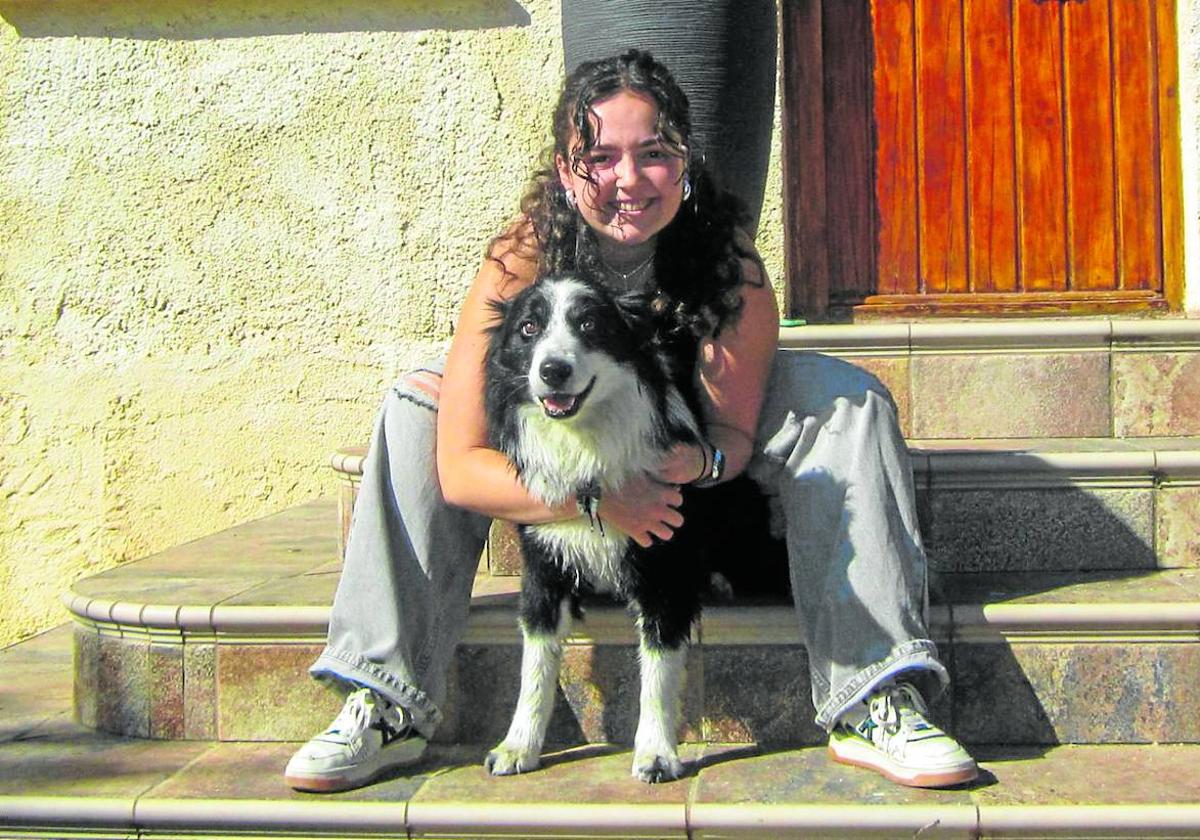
[63,499,1200,748]
[778,318,1200,440]
[19,317,1200,835]
[389,436,1199,576]
[5,627,1200,839]
[911,437,1200,572]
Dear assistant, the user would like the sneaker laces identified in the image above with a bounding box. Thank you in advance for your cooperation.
[319,687,406,745]
[851,681,949,764]
[867,682,931,737]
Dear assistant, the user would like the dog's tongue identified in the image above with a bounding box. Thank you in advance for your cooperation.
[542,394,577,416]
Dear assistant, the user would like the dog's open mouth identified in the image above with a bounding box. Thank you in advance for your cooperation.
[538,376,595,419]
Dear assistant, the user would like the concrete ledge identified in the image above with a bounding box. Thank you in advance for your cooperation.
[3,793,1199,839]
[780,318,1200,354]
[407,801,686,837]
[133,798,407,833]
[0,796,134,829]
[978,805,1200,838]
[688,803,978,838]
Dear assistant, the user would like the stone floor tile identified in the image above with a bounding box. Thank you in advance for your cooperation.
[970,744,1200,805]
[79,499,337,583]
[692,744,978,803]
[96,634,150,738]
[184,643,218,740]
[953,641,1200,744]
[701,645,824,746]
[415,743,700,803]
[437,644,523,745]
[1113,352,1200,437]
[140,741,450,804]
[219,571,339,607]
[1158,485,1200,568]
[408,744,696,838]
[0,625,74,743]
[689,746,979,838]
[71,576,270,610]
[911,352,1110,439]
[216,644,338,741]
[437,640,704,747]
[840,355,912,437]
[936,568,1200,607]
[0,715,208,797]
[148,644,185,739]
[926,487,1154,572]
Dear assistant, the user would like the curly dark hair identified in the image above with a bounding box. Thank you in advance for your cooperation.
[488,49,762,350]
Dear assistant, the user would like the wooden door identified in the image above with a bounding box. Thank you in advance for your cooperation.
[783,0,1184,320]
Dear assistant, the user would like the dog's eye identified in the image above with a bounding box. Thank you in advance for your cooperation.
[578,317,596,333]
[519,320,541,338]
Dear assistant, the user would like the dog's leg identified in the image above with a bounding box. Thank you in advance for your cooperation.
[631,634,688,783]
[486,596,571,776]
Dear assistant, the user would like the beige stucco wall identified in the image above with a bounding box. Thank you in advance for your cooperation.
[0,0,787,648]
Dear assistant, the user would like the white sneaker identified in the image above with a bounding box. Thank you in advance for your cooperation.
[828,681,978,788]
[285,687,427,792]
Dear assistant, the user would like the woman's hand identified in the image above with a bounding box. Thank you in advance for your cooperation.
[655,442,708,485]
[598,474,684,548]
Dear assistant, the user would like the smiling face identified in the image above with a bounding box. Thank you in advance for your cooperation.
[556,89,687,263]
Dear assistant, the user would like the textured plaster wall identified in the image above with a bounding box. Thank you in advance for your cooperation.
[0,0,787,647]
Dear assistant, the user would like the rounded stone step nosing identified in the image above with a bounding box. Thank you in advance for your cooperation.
[64,588,1200,641]
[980,804,1200,837]
[334,443,1200,483]
[132,798,407,833]
[779,318,1200,356]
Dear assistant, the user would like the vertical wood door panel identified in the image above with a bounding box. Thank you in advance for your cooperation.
[964,0,1018,293]
[1013,0,1067,292]
[1064,0,1118,291]
[871,0,919,295]
[916,0,969,294]
[1112,0,1161,291]
[822,0,874,301]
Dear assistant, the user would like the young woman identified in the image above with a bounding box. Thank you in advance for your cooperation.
[285,50,977,793]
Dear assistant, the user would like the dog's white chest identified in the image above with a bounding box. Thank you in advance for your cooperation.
[527,520,629,593]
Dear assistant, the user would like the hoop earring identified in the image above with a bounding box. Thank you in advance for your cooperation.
[565,190,577,209]
[681,175,692,203]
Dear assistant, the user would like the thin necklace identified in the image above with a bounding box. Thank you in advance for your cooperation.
[598,251,655,288]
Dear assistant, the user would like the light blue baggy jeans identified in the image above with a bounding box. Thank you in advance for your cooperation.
[310,351,949,736]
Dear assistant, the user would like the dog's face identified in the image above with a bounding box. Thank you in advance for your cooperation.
[487,275,653,424]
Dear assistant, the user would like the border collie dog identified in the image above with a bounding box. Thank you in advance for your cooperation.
[483,274,710,783]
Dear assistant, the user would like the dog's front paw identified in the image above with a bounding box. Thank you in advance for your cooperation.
[485,743,541,776]
[631,751,684,784]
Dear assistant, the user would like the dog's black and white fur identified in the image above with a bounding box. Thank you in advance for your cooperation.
[482,273,712,783]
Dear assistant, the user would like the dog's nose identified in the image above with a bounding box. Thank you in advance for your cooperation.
[539,359,573,388]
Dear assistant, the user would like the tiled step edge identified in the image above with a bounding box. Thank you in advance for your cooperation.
[335,441,1200,486]
[63,574,1200,644]
[910,439,1200,487]
[4,796,1200,838]
[779,317,1200,354]
[907,439,1200,573]
[335,438,1200,575]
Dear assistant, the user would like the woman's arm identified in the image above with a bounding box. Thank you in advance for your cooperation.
[435,244,563,523]
[436,235,688,544]
[656,252,780,485]
[699,255,779,478]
